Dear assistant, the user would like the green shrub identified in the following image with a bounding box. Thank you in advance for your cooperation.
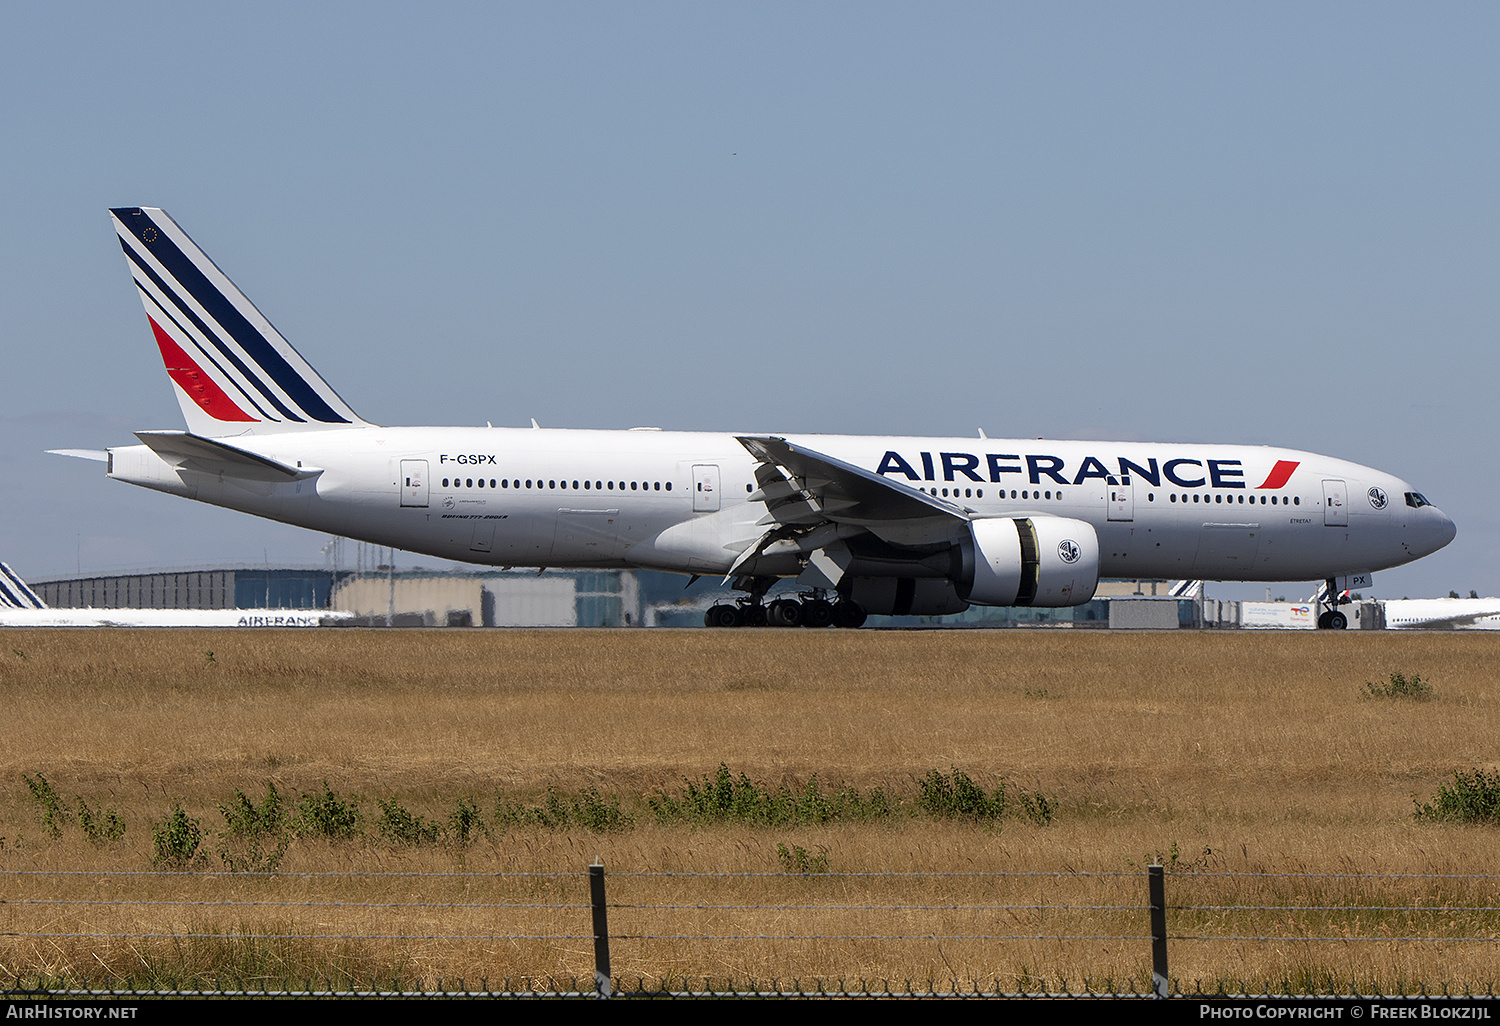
[218,834,290,873]
[216,782,290,871]
[646,764,888,827]
[75,798,126,846]
[776,842,829,874]
[648,764,766,824]
[917,768,1006,821]
[1415,769,1500,824]
[447,798,488,846]
[573,788,633,833]
[1015,787,1056,826]
[294,783,361,840]
[1364,672,1434,701]
[377,799,443,845]
[1131,840,1220,872]
[495,786,569,830]
[220,782,286,838]
[151,806,206,869]
[494,786,633,833]
[22,773,68,838]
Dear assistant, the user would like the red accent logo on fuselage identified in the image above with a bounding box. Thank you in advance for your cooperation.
[1256,460,1300,489]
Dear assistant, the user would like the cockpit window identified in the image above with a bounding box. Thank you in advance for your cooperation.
[1405,492,1433,508]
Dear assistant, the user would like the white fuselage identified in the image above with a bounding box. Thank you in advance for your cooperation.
[1383,598,1500,630]
[0,608,345,628]
[105,426,1456,589]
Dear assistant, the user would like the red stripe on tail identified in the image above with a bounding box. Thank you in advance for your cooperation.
[1257,460,1300,489]
[148,318,257,422]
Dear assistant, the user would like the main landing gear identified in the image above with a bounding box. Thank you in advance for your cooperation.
[704,592,866,629]
[1317,577,1349,630]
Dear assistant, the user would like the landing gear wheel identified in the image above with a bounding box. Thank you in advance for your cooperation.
[1317,610,1332,629]
[767,599,804,627]
[832,601,867,629]
[1328,610,1347,630]
[800,599,835,629]
[705,604,742,628]
[743,603,768,627]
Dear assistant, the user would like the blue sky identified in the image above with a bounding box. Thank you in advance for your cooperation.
[2,3,1495,599]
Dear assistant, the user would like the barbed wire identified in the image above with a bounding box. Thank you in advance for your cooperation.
[4,931,587,942]
[1181,903,1500,912]
[1170,934,1500,944]
[6,865,1500,998]
[610,902,1141,911]
[0,869,574,879]
[614,932,1146,941]
[2,898,587,910]
[10,867,1495,881]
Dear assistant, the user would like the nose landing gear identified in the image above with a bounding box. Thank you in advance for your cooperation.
[1317,577,1349,629]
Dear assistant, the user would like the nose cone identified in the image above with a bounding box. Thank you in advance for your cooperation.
[1413,505,1457,558]
[1434,509,1457,550]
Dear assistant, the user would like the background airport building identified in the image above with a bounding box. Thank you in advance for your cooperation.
[29,566,646,628]
[25,562,1397,629]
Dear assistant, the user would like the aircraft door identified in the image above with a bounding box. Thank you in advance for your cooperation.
[1322,479,1348,527]
[693,465,720,512]
[1107,482,1134,522]
[400,459,429,507]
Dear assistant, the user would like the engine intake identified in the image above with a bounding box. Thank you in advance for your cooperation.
[961,516,1099,607]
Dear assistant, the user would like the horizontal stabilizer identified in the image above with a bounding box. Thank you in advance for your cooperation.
[135,430,322,481]
[46,449,109,462]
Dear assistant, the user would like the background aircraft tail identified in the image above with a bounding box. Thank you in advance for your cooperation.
[110,207,369,436]
[0,563,47,610]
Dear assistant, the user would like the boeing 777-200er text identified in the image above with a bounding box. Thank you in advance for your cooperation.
[52,207,1457,629]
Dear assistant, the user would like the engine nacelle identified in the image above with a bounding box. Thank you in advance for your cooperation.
[841,577,970,617]
[961,516,1099,607]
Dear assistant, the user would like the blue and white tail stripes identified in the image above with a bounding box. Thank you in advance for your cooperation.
[0,563,46,610]
[110,207,368,436]
[1168,580,1202,599]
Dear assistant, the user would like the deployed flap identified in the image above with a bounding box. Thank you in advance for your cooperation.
[737,436,967,547]
[135,430,322,481]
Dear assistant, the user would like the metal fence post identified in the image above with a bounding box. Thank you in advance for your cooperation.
[589,862,612,998]
[1149,864,1168,998]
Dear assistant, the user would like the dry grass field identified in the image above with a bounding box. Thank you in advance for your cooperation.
[1,627,1498,994]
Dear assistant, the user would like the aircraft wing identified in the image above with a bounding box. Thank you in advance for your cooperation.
[134,431,323,482]
[736,435,968,548]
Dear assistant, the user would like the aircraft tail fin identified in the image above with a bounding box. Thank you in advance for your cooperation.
[109,207,370,436]
[0,563,47,610]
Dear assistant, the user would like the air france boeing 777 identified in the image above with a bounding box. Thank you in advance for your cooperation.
[54,207,1456,628]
